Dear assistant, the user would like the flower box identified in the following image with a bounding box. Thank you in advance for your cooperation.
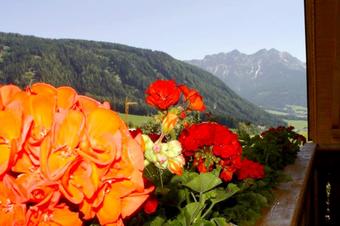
[0,80,308,226]
[256,143,316,226]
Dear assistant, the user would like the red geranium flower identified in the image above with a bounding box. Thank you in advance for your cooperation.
[143,196,158,214]
[145,80,181,110]
[193,156,214,173]
[237,158,265,180]
[220,168,234,182]
[179,122,242,181]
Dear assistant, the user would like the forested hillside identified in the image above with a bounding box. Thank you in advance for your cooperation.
[0,32,283,127]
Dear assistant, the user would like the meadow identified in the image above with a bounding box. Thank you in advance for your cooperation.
[118,113,152,128]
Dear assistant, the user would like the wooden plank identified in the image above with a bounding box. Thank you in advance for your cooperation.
[305,0,317,141]
[331,0,340,138]
[256,143,316,226]
[332,129,340,138]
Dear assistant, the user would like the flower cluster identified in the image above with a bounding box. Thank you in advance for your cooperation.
[145,79,205,112]
[140,79,304,225]
[0,83,153,225]
[241,125,306,171]
[143,135,185,175]
[141,80,206,175]
[237,158,265,180]
[261,126,307,144]
[179,122,264,182]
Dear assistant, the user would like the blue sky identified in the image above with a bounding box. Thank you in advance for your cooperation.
[0,0,306,61]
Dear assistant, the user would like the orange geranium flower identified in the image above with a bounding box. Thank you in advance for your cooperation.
[179,85,206,111]
[77,108,124,165]
[0,82,152,225]
[40,109,84,180]
[161,112,179,134]
[26,204,82,226]
[0,174,27,225]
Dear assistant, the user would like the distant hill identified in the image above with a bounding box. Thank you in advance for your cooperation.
[187,49,307,111]
[0,32,283,127]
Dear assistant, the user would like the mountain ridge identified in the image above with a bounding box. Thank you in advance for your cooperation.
[0,32,283,127]
[187,48,306,110]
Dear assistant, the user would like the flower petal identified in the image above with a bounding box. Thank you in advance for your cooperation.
[12,151,37,174]
[87,108,123,143]
[0,202,26,225]
[30,82,57,96]
[46,147,77,180]
[76,95,100,115]
[78,108,124,165]
[0,143,15,176]
[0,84,21,106]
[56,86,77,110]
[29,94,56,141]
[48,205,82,226]
[54,110,84,149]
[121,186,154,218]
[0,109,22,140]
[60,159,99,203]
[96,188,121,225]
[80,198,96,220]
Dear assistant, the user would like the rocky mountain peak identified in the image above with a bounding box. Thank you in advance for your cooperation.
[186,49,307,110]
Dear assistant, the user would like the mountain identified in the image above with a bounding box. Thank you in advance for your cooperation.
[187,49,306,111]
[0,32,283,127]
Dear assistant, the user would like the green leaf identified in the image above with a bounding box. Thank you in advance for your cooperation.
[171,171,199,185]
[182,202,205,225]
[203,183,239,204]
[224,183,240,199]
[192,219,215,226]
[211,217,230,226]
[177,189,187,206]
[184,172,222,193]
[146,216,166,226]
[164,219,183,226]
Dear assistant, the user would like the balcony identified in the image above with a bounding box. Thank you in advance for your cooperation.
[256,1,340,223]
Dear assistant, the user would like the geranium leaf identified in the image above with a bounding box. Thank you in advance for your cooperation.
[164,219,183,226]
[222,183,240,201]
[184,172,222,193]
[192,219,215,226]
[177,189,187,207]
[202,183,239,205]
[210,217,230,226]
[148,216,166,226]
[182,202,205,225]
[171,171,199,185]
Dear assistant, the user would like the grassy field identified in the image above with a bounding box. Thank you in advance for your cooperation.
[265,109,289,116]
[284,119,308,138]
[118,113,152,128]
[118,112,309,139]
[265,105,308,138]
[266,105,307,119]
[285,105,307,117]
[286,104,307,112]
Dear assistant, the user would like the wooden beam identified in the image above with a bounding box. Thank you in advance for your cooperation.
[331,0,340,138]
[305,0,317,141]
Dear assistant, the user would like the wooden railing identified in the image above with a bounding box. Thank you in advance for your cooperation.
[256,143,317,226]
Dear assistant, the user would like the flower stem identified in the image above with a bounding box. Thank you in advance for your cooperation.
[158,169,164,189]
[201,202,215,219]
[191,192,197,202]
